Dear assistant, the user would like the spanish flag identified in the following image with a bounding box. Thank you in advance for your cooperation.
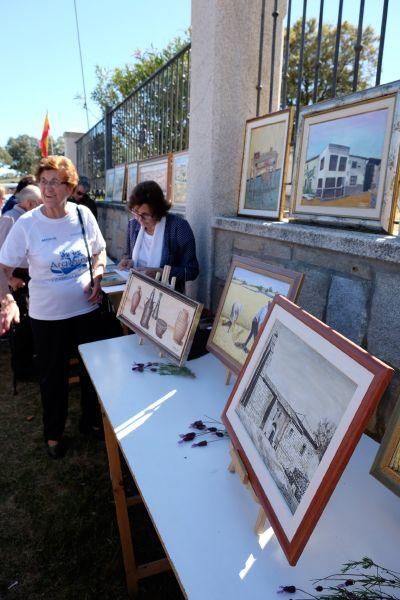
[39,112,50,158]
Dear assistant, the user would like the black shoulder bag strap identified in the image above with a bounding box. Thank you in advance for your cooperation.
[76,207,95,288]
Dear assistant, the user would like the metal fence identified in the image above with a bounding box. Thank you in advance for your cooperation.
[76,43,191,192]
[76,118,105,194]
[77,2,393,192]
[257,0,391,136]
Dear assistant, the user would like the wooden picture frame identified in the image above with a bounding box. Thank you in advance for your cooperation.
[370,397,400,497]
[117,270,203,365]
[291,81,400,233]
[222,295,393,565]
[113,164,126,203]
[105,168,115,202]
[138,155,171,202]
[170,150,189,207]
[126,162,138,203]
[238,108,293,219]
[207,256,303,374]
[101,270,127,287]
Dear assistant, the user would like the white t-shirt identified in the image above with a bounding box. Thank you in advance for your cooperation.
[136,231,153,267]
[0,202,106,320]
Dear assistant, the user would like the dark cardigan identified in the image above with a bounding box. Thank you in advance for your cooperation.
[123,213,199,292]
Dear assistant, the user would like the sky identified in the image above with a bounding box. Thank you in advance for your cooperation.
[307,108,388,159]
[1,0,399,151]
[0,0,191,147]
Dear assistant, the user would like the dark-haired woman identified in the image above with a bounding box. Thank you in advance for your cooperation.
[118,180,199,293]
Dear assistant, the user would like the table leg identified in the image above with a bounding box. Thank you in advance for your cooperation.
[102,409,139,597]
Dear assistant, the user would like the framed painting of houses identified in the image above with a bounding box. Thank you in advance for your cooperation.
[238,108,293,219]
[170,150,189,208]
[370,396,400,498]
[207,256,303,374]
[291,81,400,233]
[222,295,393,565]
[117,270,203,365]
[126,162,138,202]
[105,168,115,202]
[112,164,126,202]
[138,155,171,201]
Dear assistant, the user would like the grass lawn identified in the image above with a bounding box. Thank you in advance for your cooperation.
[0,339,183,599]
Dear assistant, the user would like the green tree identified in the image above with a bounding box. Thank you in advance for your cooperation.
[0,147,12,168]
[6,135,41,175]
[50,136,65,155]
[285,18,379,106]
[91,33,190,112]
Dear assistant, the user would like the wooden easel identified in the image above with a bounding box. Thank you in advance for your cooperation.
[228,444,269,535]
[225,369,233,385]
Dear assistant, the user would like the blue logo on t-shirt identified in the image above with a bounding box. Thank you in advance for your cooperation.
[50,250,87,275]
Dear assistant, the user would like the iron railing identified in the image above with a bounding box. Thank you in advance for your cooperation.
[76,43,191,192]
[76,118,105,195]
[276,0,389,134]
[256,0,391,133]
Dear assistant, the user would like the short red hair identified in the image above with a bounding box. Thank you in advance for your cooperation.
[36,155,79,188]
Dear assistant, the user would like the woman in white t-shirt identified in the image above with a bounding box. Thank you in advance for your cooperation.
[0,156,106,459]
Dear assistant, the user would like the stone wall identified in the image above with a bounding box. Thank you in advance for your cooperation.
[213,217,400,441]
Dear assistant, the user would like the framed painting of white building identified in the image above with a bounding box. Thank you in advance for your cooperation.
[222,295,393,565]
[291,81,400,233]
[238,108,293,219]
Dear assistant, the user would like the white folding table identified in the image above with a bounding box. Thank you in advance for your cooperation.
[79,334,400,598]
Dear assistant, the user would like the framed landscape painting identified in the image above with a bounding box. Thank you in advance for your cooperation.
[170,151,189,207]
[222,295,393,565]
[207,256,303,373]
[113,164,126,202]
[117,270,203,365]
[238,108,293,219]
[138,155,170,200]
[126,162,138,202]
[291,81,400,232]
[370,397,400,498]
[105,169,115,202]
[101,270,127,288]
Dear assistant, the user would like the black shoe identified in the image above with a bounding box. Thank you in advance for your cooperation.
[46,442,66,459]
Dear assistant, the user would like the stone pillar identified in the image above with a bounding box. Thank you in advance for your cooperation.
[63,131,84,166]
[186,0,286,305]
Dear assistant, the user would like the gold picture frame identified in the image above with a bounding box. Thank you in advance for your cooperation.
[370,397,400,497]
[207,256,303,374]
[238,108,293,219]
[291,81,400,233]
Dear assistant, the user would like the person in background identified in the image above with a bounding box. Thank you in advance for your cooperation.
[2,175,38,214]
[0,156,106,459]
[69,176,98,220]
[0,186,6,212]
[118,180,199,293]
[0,185,42,387]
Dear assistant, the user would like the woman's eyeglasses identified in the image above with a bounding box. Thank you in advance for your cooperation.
[39,178,67,189]
[131,209,154,222]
